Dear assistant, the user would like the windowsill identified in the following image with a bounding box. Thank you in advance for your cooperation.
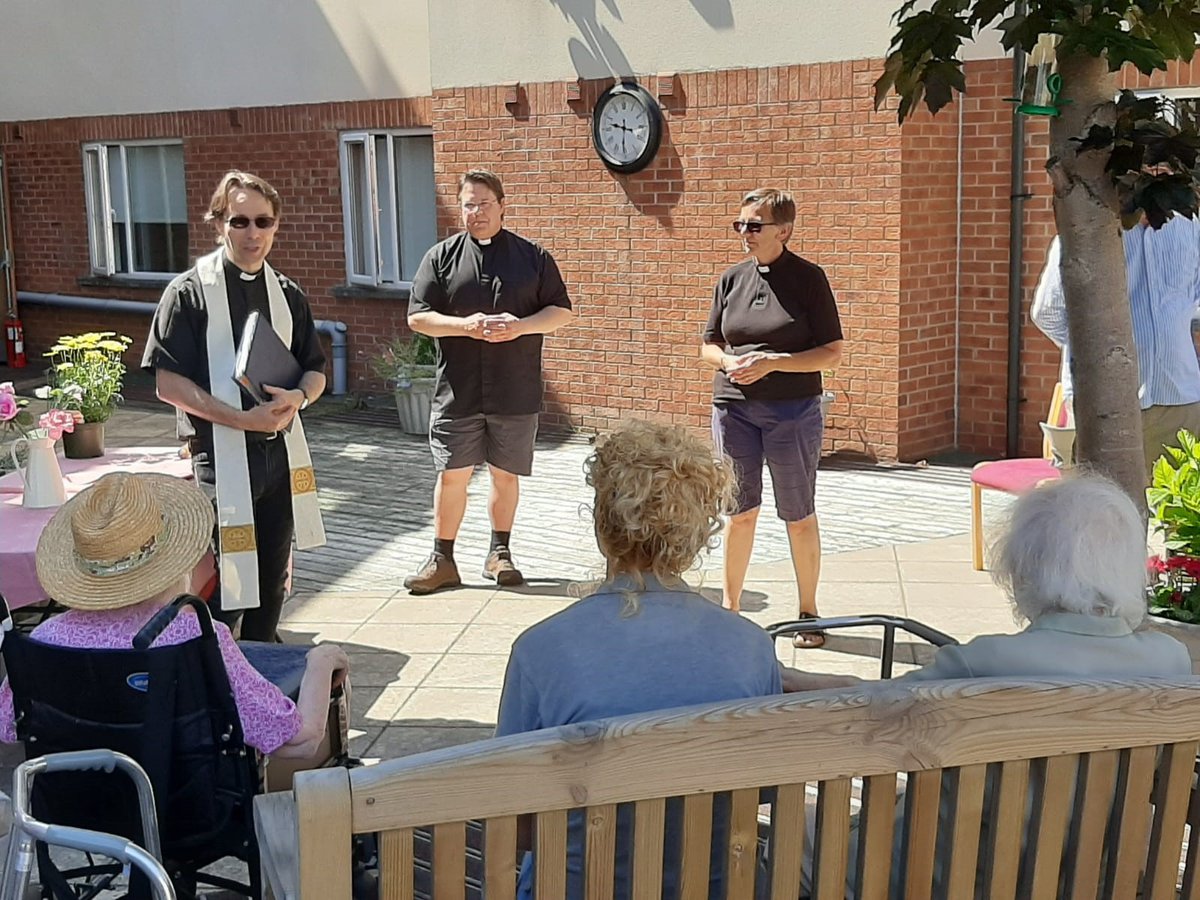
[77,274,174,291]
[331,283,412,301]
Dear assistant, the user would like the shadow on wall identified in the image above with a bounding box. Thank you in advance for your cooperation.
[551,0,636,79]
[688,0,734,29]
[616,128,684,230]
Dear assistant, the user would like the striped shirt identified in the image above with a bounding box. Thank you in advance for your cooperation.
[1031,215,1200,407]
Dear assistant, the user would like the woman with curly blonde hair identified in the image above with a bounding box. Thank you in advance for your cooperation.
[496,419,782,900]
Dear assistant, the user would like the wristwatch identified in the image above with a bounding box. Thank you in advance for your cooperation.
[299,391,311,411]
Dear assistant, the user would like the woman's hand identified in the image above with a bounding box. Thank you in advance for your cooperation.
[726,351,779,385]
[307,644,350,690]
[780,664,863,693]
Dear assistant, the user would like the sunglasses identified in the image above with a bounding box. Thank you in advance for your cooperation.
[732,220,778,234]
[227,215,277,230]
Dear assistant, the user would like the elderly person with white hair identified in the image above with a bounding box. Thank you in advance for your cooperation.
[783,473,1193,898]
[784,473,1191,692]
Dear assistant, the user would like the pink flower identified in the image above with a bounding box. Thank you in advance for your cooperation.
[1148,555,1168,575]
[0,390,17,423]
[37,409,76,441]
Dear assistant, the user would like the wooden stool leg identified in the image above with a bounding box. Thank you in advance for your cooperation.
[970,482,985,571]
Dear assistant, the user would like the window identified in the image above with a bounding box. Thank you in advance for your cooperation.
[339,131,437,287]
[1133,89,1200,130]
[82,141,187,277]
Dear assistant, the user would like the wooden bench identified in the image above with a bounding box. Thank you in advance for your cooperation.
[256,677,1200,899]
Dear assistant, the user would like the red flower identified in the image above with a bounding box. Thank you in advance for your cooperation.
[1149,555,1168,574]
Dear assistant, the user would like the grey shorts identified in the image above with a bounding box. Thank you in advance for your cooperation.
[429,412,539,475]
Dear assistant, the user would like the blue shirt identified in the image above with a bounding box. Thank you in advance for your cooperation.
[496,574,782,900]
[1031,217,1200,407]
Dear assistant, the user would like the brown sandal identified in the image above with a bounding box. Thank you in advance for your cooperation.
[791,612,826,649]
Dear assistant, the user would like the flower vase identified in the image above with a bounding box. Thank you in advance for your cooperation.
[63,422,105,459]
[9,435,66,509]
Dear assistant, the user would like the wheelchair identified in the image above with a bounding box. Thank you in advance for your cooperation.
[0,593,349,899]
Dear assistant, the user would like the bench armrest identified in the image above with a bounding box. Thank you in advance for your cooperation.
[255,791,300,900]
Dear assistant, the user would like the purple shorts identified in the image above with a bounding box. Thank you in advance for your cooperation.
[712,398,823,521]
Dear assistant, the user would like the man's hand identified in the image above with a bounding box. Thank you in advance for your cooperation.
[461,312,489,339]
[240,387,297,433]
[481,312,524,343]
[726,351,779,385]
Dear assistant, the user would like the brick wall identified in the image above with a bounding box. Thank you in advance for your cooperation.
[431,61,906,457]
[897,103,960,459]
[3,61,913,458]
[2,100,429,389]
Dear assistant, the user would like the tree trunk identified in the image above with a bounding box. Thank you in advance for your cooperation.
[1046,52,1146,508]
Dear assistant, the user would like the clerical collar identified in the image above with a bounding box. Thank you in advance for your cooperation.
[757,264,770,273]
[238,269,262,281]
[477,238,492,246]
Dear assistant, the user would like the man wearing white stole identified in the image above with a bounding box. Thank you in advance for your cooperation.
[142,171,327,641]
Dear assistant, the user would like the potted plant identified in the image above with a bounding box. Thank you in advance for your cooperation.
[368,333,437,436]
[42,332,133,459]
[1144,428,1200,671]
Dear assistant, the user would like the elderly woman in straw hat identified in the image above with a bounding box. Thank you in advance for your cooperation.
[496,419,783,900]
[0,472,348,757]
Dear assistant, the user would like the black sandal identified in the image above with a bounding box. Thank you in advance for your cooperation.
[791,612,826,649]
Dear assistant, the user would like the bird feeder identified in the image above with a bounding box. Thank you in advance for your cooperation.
[1011,33,1063,117]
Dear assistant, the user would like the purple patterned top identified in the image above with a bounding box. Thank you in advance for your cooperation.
[0,600,303,754]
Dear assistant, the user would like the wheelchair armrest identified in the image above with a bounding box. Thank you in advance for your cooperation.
[133,594,214,649]
[767,614,959,679]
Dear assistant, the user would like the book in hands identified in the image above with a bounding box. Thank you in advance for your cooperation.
[233,310,303,405]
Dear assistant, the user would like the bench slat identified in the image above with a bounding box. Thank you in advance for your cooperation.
[768,783,806,900]
[986,757,1029,900]
[433,821,466,900]
[254,791,299,900]
[534,808,567,899]
[945,763,986,898]
[483,817,517,900]
[855,773,897,900]
[1182,761,1200,900]
[1109,745,1157,898]
[1028,753,1077,897]
[902,768,941,900]
[814,778,851,900]
[1068,749,1118,900]
[679,793,714,900]
[631,798,666,900]
[1146,740,1198,900]
[726,788,759,898]
[380,828,414,900]
[584,803,617,900]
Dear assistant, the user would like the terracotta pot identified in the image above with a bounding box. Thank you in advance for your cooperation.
[63,421,105,459]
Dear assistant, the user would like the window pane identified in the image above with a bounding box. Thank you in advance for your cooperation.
[375,136,399,284]
[106,146,131,274]
[345,141,371,277]
[125,145,187,273]
[83,148,110,274]
[394,136,437,281]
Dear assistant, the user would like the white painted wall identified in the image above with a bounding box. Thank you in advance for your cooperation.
[429,0,1007,89]
[0,0,430,121]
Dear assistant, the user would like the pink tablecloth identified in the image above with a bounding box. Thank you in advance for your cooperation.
[0,447,215,610]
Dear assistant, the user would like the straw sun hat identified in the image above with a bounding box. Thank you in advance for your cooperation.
[36,472,214,611]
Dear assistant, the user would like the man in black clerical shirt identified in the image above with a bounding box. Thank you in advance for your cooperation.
[404,169,573,593]
[143,171,327,640]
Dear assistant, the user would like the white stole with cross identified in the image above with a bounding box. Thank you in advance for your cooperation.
[199,249,326,611]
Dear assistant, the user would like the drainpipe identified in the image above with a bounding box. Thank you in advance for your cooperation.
[1006,34,1031,458]
[314,319,348,395]
[16,291,349,395]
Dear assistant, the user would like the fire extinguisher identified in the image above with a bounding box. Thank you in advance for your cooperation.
[5,315,26,368]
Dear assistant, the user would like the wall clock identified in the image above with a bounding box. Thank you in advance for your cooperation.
[591,82,662,174]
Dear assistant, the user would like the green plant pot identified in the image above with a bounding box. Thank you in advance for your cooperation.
[62,421,106,459]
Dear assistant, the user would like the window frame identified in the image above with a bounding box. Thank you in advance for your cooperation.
[338,128,435,290]
[81,138,186,280]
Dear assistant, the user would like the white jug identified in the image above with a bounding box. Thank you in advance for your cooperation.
[10,435,67,509]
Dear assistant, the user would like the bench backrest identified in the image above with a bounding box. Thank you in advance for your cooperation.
[293,678,1200,899]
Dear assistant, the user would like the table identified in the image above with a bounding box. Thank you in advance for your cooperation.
[0,447,216,610]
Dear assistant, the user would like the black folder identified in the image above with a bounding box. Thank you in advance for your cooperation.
[233,310,303,405]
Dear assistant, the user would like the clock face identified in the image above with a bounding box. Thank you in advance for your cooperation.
[592,83,662,174]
